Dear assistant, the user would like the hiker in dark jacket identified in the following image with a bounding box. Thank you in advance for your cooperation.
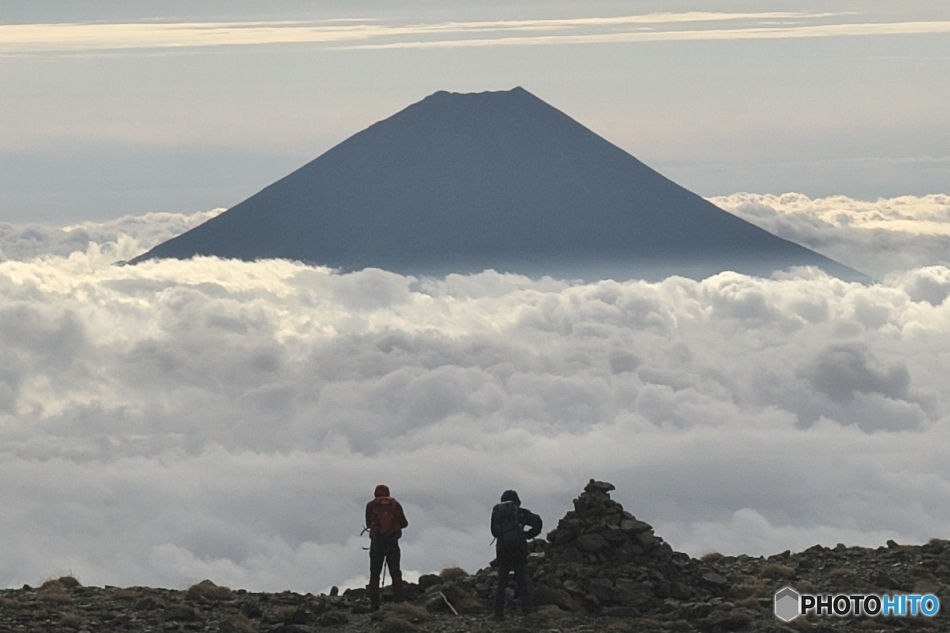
[365,484,409,611]
[490,489,542,620]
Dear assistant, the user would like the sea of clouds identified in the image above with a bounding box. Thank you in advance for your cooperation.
[712,193,950,281]
[2,194,950,593]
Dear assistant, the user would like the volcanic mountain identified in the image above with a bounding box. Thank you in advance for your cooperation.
[131,87,866,281]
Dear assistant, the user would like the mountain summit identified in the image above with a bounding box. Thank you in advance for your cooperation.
[132,87,865,281]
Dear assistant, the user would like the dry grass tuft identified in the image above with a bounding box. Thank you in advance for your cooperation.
[700,552,724,562]
[56,576,81,590]
[56,612,82,629]
[222,613,257,633]
[185,579,235,601]
[730,577,767,599]
[455,596,485,614]
[827,567,855,578]
[40,576,81,591]
[113,588,137,601]
[38,582,71,604]
[0,596,18,608]
[759,563,795,579]
[439,566,468,581]
[383,602,429,623]
[39,592,72,605]
[795,581,816,594]
[380,616,416,633]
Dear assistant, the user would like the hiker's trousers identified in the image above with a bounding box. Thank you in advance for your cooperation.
[369,534,402,584]
[494,542,531,617]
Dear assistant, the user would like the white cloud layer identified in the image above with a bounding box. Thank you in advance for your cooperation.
[2,199,950,593]
[711,193,950,280]
[0,209,223,264]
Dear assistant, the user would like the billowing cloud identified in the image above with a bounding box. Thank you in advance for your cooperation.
[1,203,950,594]
[710,193,950,279]
[0,209,223,263]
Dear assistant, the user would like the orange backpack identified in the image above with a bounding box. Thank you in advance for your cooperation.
[371,497,398,536]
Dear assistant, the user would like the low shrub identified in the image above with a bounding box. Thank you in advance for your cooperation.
[439,566,468,581]
[185,579,235,601]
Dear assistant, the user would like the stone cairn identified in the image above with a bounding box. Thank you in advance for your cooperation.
[467,479,720,616]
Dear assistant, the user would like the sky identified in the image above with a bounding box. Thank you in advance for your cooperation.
[1,1,949,223]
[2,0,950,594]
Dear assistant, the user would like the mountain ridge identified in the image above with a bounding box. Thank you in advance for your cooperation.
[131,87,867,282]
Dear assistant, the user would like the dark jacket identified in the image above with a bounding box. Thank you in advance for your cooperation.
[365,484,409,540]
[491,490,542,549]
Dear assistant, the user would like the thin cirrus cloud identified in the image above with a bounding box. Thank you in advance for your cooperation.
[1,196,950,592]
[2,12,949,55]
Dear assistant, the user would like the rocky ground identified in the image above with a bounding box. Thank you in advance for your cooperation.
[3,480,949,632]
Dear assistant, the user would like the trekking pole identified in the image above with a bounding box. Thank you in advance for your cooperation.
[381,561,387,589]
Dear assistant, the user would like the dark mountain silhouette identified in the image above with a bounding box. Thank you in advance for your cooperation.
[131,87,866,281]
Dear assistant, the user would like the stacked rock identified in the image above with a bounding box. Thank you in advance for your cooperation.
[529,479,707,614]
[546,480,668,566]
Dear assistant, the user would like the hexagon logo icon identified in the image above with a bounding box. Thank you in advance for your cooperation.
[775,586,800,622]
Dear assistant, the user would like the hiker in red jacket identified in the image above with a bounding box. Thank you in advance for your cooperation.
[365,484,409,611]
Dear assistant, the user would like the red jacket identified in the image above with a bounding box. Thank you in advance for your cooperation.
[365,484,408,539]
